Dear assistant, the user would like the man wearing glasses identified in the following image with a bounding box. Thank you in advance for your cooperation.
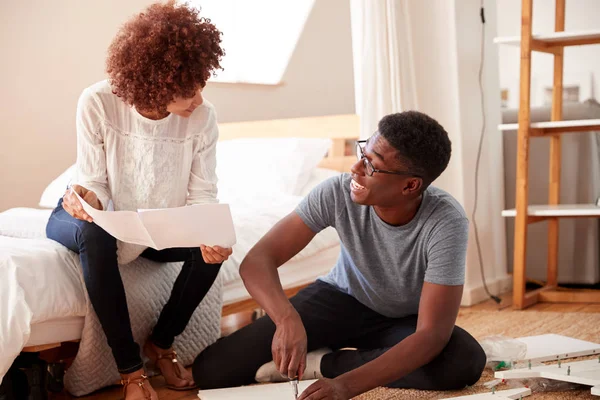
[193,111,486,399]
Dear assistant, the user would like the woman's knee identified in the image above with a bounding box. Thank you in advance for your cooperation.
[51,214,118,261]
[193,248,223,274]
[47,208,114,252]
[190,247,203,263]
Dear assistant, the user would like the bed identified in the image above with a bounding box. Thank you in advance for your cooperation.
[0,114,358,393]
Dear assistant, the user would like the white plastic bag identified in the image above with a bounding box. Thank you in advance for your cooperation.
[479,335,527,367]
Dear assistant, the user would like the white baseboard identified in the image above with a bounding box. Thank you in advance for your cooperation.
[461,275,513,306]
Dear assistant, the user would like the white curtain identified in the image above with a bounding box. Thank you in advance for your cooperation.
[349,0,418,139]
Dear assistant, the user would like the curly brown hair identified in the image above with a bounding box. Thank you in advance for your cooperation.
[106,0,224,112]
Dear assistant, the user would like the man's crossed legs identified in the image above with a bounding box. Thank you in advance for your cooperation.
[193,280,485,391]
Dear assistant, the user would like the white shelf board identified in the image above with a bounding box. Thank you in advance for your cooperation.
[517,334,600,363]
[498,119,600,132]
[502,204,600,218]
[494,30,600,46]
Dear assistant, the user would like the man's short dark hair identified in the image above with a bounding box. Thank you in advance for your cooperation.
[378,111,451,187]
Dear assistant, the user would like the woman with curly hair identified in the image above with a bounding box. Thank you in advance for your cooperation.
[45,1,228,398]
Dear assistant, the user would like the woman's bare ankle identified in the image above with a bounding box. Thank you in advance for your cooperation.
[145,340,171,357]
[121,367,146,380]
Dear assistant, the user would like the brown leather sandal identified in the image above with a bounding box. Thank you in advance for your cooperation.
[120,374,152,400]
[154,350,196,391]
[143,340,196,391]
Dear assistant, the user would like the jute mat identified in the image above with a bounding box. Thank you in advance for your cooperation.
[355,309,600,400]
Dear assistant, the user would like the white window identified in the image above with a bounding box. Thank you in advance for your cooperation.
[187,0,315,85]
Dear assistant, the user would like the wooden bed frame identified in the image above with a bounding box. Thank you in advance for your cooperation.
[21,113,360,354]
[218,113,359,172]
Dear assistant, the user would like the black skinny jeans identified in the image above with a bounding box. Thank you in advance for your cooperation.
[46,199,222,373]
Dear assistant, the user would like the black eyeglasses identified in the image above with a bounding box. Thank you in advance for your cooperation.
[355,140,421,178]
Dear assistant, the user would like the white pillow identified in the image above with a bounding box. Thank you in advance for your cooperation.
[298,167,341,197]
[39,164,75,208]
[216,137,332,197]
[0,208,52,239]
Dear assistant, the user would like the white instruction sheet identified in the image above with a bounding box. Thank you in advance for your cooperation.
[76,193,236,249]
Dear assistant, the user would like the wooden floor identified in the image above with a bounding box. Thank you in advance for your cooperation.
[464,291,600,313]
[46,292,600,399]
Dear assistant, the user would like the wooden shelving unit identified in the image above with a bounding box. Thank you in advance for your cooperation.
[495,0,600,309]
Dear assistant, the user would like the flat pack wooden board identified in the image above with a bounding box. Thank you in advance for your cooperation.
[440,387,531,399]
[516,334,600,363]
[197,380,318,400]
[495,359,600,397]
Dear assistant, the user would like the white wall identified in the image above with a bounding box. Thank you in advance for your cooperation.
[408,0,510,305]
[0,0,355,211]
[496,0,600,109]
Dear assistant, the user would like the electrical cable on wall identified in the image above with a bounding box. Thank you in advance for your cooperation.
[472,3,502,304]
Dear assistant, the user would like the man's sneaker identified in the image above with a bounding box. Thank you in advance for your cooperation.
[255,348,332,382]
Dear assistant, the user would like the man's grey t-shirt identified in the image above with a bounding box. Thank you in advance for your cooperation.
[295,173,469,318]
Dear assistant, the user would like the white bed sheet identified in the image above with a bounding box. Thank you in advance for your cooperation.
[0,236,87,323]
[219,189,340,286]
[0,236,87,380]
[223,245,340,306]
[26,317,84,347]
